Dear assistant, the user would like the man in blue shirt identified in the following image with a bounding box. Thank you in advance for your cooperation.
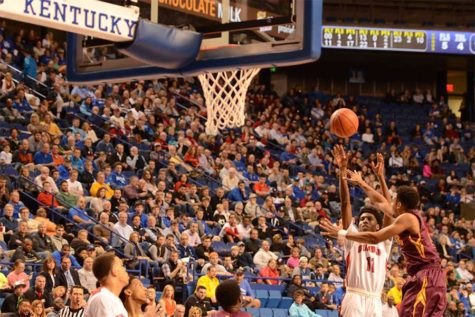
[234,269,261,308]
[51,243,80,267]
[280,144,298,165]
[291,178,306,200]
[70,148,84,173]
[33,143,54,166]
[7,191,26,219]
[129,201,148,228]
[95,134,115,155]
[68,197,94,230]
[13,89,33,113]
[23,49,37,81]
[228,181,250,203]
[108,163,128,188]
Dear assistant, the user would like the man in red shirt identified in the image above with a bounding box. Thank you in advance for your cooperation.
[37,181,59,209]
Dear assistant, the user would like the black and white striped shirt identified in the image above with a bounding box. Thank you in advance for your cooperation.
[58,306,85,317]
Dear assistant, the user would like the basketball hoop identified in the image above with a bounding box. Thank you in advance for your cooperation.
[198,68,260,136]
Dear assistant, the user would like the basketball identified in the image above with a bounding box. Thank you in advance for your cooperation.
[329,108,359,138]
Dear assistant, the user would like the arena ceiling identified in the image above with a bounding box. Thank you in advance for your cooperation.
[324,0,475,29]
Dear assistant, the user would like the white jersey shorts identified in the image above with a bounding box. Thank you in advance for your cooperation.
[340,289,383,317]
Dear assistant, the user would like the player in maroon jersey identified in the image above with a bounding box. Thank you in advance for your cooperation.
[319,171,447,317]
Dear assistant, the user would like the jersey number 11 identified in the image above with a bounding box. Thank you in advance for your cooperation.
[366,257,375,273]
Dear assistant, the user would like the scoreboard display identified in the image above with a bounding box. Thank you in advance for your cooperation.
[322,26,475,55]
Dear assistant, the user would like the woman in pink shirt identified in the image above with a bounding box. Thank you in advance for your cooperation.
[286,247,301,269]
[7,259,30,293]
[422,161,432,178]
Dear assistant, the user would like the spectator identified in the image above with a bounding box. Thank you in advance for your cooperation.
[201,252,232,276]
[196,266,220,305]
[1,281,27,313]
[78,257,97,293]
[7,260,30,293]
[35,167,59,193]
[10,238,42,263]
[57,285,85,317]
[386,278,404,306]
[112,212,134,248]
[93,212,114,246]
[39,257,57,292]
[160,250,189,301]
[89,172,114,199]
[55,256,80,289]
[234,269,261,308]
[289,290,322,317]
[52,244,80,268]
[382,295,399,317]
[259,258,281,285]
[50,226,68,252]
[159,284,177,317]
[47,297,65,317]
[55,181,78,209]
[456,260,474,283]
[253,240,278,271]
[184,285,213,317]
[24,275,53,312]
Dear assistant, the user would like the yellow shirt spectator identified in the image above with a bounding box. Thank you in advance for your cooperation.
[387,278,404,305]
[196,267,220,302]
[89,181,114,199]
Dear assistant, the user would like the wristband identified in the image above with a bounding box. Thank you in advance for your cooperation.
[338,229,348,238]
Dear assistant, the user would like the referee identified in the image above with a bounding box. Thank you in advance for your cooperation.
[58,286,85,317]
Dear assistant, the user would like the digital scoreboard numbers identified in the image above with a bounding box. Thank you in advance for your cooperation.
[430,31,473,54]
[322,27,427,52]
[322,26,475,55]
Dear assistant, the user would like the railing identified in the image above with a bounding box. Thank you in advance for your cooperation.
[17,176,130,257]
[2,61,48,99]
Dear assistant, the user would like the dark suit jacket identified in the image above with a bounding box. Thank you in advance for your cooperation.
[23,287,54,308]
[1,292,20,313]
[40,271,57,292]
[55,268,81,288]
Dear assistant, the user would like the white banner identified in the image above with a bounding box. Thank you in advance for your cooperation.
[0,0,139,42]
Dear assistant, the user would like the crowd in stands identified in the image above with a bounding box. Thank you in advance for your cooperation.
[0,19,473,317]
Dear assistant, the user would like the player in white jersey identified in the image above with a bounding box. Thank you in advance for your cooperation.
[332,145,392,317]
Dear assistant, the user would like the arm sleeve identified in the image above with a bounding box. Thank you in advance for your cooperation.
[85,298,118,317]
[288,304,299,317]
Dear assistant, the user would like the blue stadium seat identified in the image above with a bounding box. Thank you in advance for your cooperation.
[273,308,287,317]
[315,310,329,317]
[259,308,273,317]
[255,290,269,307]
[251,284,285,293]
[327,311,338,317]
[246,308,260,316]
[278,297,293,309]
[155,292,162,302]
[266,290,282,308]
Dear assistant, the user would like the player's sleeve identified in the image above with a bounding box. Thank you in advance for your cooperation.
[84,298,115,317]
[343,222,358,254]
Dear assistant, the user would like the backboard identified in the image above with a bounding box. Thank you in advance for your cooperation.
[67,0,322,83]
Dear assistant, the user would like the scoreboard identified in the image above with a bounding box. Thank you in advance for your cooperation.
[322,26,475,55]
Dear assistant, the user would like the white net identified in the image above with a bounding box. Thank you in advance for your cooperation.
[198,68,260,136]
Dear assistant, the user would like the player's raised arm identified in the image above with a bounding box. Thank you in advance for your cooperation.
[345,170,393,219]
[332,145,352,229]
[370,153,394,227]
[319,212,417,244]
